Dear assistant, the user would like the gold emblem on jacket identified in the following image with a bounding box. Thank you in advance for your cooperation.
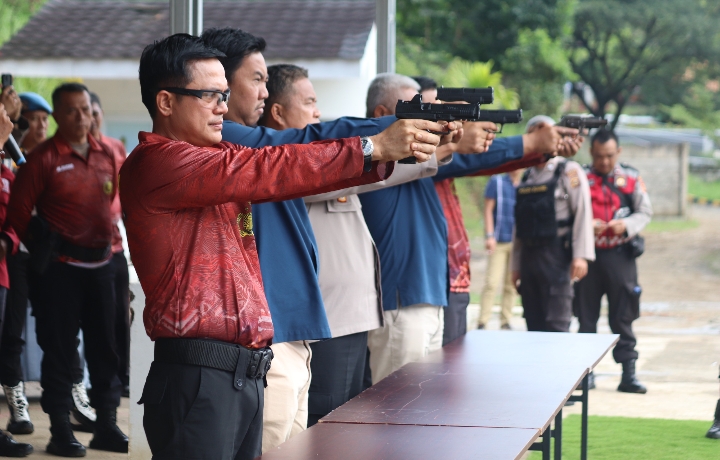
[237,212,254,237]
[103,180,114,195]
[615,176,626,188]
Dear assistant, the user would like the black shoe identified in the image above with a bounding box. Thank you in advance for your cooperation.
[707,420,720,439]
[576,371,596,391]
[707,400,720,439]
[121,385,130,398]
[477,323,485,330]
[617,359,647,394]
[47,413,86,457]
[500,323,512,330]
[89,409,128,453]
[0,431,32,457]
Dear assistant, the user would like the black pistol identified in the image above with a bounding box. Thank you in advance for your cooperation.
[436,87,494,105]
[557,115,608,135]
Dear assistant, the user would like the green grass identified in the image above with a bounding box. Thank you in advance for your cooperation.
[688,174,720,201]
[644,218,699,233]
[529,415,718,460]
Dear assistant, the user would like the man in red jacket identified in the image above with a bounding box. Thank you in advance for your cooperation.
[6,83,127,456]
[125,34,446,460]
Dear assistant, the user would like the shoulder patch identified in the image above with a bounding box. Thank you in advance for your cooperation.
[566,168,580,188]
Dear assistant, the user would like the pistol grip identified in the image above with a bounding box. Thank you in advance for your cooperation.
[399,156,417,164]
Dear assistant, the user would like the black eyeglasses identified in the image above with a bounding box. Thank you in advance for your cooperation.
[159,87,230,106]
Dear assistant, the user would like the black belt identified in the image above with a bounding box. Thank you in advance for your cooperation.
[56,239,111,263]
[154,338,273,390]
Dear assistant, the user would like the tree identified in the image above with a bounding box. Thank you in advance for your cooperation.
[397,0,576,65]
[501,29,576,118]
[567,0,720,129]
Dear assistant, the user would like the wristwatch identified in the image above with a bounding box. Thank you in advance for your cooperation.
[485,232,495,239]
[360,136,374,172]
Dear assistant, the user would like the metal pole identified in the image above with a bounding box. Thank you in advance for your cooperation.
[554,409,563,460]
[170,0,203,36]
[581,373,589,460]
[376,0,396,73]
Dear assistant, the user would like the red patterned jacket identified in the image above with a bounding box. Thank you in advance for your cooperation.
[120,132,390,349]
[585,163,651,249]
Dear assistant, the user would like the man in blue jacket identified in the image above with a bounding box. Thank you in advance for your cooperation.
[361,77,581,383]
[201,28,457,452]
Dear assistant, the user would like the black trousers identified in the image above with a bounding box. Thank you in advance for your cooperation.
[111,252,130,387]
[520,241,574,332]
[573,246,641,363]
[308,331,368,427]
[0,252,30,386]
[141,361,263,460]
[442,292,469,346]
[29,261,121,414]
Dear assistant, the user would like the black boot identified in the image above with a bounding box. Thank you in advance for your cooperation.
[0,431,32,457]
[706,399,720,439]
[617,359,647,394]
[47,413,86,457]
[89,408,128,453]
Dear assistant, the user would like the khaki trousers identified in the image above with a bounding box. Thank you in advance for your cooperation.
[367,303,444,384]
[262,340,312,453]
[479,242,515,327]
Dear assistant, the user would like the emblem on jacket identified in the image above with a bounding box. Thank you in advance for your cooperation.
[103,180,114,195]
[237,211,254,237]
[615,176,626,188]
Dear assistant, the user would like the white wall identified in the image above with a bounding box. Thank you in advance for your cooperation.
[128,282,153,459]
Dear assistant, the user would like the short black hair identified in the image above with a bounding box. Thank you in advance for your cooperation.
[201,28,267,84]
[89,92,101,108]
[51,82,90,109]
[260,64,309,125]
[138,33,225,118]
[591,129,619,147]
[412,76,438,92]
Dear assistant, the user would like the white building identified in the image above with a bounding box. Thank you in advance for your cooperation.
[0,0,378,151]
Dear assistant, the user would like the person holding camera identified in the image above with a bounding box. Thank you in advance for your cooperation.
[573,129,652,394]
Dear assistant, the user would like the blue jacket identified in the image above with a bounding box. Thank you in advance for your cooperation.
[221,117,395,343]
[360,136,524,311]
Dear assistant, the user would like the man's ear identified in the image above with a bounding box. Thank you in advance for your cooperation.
[270,103,284,127]
[617,146,622,156]
[373,105,392,118]
[156,91,173,117]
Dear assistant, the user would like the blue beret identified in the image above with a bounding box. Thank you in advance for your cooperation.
[19,92,52,114]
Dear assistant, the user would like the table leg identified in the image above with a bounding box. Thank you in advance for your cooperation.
[554,409,562,460]
[581,373,589,460]
[542,425,551,460]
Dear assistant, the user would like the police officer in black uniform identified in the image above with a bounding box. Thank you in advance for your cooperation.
[511,116,595,332]
[574,129,652,393]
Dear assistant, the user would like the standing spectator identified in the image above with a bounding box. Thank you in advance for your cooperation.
[478,170,523,330]
[89,92,130,399]
[574,129,652,393]
[18,93,51,153]
[512,116,595,333]
[0,101,33,457]
[0,93,51,437]
[5,83,126,456]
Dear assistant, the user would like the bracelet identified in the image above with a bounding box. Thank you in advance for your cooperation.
[485,233,494,239]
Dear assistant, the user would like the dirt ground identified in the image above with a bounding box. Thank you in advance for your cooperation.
[470,204,720,424]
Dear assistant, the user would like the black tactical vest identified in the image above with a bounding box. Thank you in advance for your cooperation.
[515,161,571,244]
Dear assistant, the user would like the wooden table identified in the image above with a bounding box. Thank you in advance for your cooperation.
[262,330,618,460]
[258,423,541,460]
[324,330,617,460]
